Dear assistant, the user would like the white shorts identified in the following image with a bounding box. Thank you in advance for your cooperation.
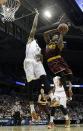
[23,59,46,82]
[55,95,67,108]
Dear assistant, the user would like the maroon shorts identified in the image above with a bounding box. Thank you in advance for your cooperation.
[48,57,72,75]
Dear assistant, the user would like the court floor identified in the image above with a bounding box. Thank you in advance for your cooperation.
[0,125,83,131]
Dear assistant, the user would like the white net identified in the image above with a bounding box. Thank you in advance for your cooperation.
[1,0,20,22]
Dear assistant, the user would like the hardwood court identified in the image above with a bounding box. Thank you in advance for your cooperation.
[0,125,83,131]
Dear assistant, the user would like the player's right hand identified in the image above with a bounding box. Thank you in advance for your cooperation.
[35,8,39,15]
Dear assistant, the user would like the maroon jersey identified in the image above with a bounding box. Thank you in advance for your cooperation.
[45,42,61,60]
[45,42,72,75]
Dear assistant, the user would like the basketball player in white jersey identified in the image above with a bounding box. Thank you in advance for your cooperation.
[23,9,50,121]
[24,9,46,84]
[48,76,70,129]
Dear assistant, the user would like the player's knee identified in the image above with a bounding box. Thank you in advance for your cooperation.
[60,105,68,115]
[51,107,56,116]
[64,114,69,120]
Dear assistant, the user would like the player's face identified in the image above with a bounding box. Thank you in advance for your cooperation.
[53,78,61,87]
[52,35,59,42]
[15,102,18,105]
[40,88,44,94]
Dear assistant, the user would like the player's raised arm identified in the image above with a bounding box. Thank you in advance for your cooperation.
[28,9,39,43]
[57,33,64,51]
[44,28,57,44]
[15,0,21,11]
[57,23,69,51]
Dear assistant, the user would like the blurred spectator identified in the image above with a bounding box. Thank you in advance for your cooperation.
[0,94,82,123]
[12,101,23,125]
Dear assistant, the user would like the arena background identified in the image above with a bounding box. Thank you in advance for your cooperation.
[0,0,83,128]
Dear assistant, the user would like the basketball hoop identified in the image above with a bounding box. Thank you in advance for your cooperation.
[0,0,20,22]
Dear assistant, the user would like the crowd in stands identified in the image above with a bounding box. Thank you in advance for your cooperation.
[0,94,83,122]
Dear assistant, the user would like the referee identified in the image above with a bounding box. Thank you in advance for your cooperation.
[12,101,23,126]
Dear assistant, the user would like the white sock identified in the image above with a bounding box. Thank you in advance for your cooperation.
[64,115,69,120]
[50,116,54,123]
[30,104,35,113]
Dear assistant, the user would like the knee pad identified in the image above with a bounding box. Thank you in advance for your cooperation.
[60,105,68,115]
[51,107,56,116]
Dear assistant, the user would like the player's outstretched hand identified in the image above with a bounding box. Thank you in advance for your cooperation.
[35,8,39,15]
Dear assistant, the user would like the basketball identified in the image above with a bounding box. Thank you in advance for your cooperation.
[31,111,40,121]
[0,0,7,5]
[50,99,60,107]
[57,23,69,33]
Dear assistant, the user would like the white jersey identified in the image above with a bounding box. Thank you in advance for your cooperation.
[54,86,66,97]
[49,86,66,101]
[23,39,46,82]
[49,86,67,108]
[25,39,41,61]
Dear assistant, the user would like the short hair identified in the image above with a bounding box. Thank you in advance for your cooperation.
[53,76,63,86]
[53,76,61,81]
